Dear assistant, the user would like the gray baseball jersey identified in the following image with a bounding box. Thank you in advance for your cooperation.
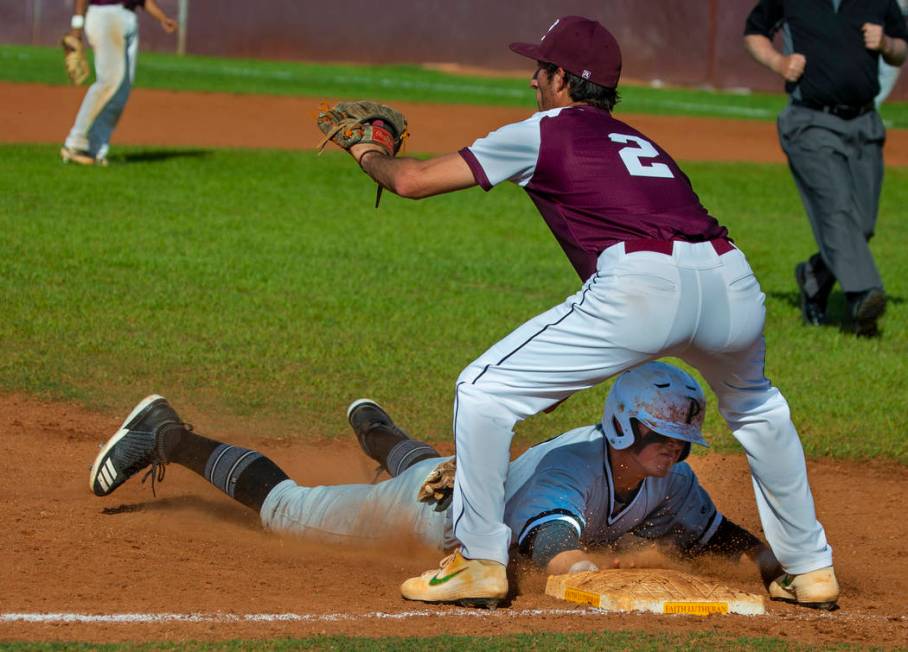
[503,425,722,552]
[261,424,722,558]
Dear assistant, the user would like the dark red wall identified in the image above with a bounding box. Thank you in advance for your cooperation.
[4,0,905,99]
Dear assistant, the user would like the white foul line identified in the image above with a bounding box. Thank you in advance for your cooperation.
[0,608,600,624]
[1,609,901,625]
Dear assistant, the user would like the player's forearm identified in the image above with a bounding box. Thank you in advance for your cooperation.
[693,517,762,559]
[882,35,908,66]
[68,0,89,34]
[143,0,171,23]
[357,150,475,199]
[681,517,781,585]
[744,34,785,75]
[522,520,585,570]
[358,152,428,198]
[745,543,783,587]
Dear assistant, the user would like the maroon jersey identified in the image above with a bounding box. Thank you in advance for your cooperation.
[460,105,729,279]
[91,0,146,9]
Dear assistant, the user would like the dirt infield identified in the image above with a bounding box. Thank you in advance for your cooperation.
[2,82,908,646]
[2,393,907,646]
[3,82,908,165]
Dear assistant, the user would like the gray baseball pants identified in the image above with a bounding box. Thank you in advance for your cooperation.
[260,457,453,548]
[777,103,886,294]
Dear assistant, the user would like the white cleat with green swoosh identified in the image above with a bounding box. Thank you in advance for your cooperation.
[400,549,507,609]
[768,566,839,610]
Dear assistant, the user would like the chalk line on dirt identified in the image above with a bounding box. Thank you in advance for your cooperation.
[2,609,903,625]
[1,609,600,624]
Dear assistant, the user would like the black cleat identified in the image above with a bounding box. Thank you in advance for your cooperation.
[346,399,412,462]
[346,399,440,477]
[795,262,827,326]
[847,288,886,338]
[89,395,184,497]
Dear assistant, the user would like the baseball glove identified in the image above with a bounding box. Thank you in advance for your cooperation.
[316,100,408,156]
[61,34,90,86]
[417,458,455,512]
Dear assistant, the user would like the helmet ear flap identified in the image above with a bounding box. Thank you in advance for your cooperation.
[607,415,634,449]
[678,441,691,462]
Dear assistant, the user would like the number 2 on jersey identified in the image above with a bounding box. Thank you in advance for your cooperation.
[608,133,675,179]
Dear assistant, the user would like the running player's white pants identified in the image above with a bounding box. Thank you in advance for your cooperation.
[64,4,138,159]
[453,240,833,575]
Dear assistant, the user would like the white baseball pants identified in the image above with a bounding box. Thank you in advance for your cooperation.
[452,240,833,575]
[64,4,138,159]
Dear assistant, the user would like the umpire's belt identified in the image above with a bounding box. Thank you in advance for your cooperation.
[792,99,874,120]
[623,238,735,256]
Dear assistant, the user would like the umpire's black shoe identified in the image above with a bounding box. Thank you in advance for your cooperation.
[89,395,186,496]
[846,288,886,338]
[795,262,827,326]
[347,399,439,476]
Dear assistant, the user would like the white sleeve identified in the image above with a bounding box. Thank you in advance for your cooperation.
[459,109,558,190]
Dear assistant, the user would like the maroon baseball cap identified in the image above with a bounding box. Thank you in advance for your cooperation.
[509,16,622,87]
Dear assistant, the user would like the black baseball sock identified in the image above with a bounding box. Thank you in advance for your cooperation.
[166,429,289,511]
[357,422,441,477]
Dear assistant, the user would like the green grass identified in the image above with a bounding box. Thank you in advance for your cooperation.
[0,631,875,651]
[4,44,908,127]
[1,144,906,462]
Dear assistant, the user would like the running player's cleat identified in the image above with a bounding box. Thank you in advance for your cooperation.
[60,146,106,166]
[400,550,507,609]
[89,394,185,497]
[768,566,839,610]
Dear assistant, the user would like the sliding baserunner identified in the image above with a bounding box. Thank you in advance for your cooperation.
[89,362,782,608]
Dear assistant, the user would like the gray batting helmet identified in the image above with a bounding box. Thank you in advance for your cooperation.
[603,361,707,459]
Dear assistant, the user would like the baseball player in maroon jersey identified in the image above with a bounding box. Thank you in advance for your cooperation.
[346,16,837,609]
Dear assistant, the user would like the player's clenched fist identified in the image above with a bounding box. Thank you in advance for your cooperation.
[775,53,806,82]
[862,23,886,51]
